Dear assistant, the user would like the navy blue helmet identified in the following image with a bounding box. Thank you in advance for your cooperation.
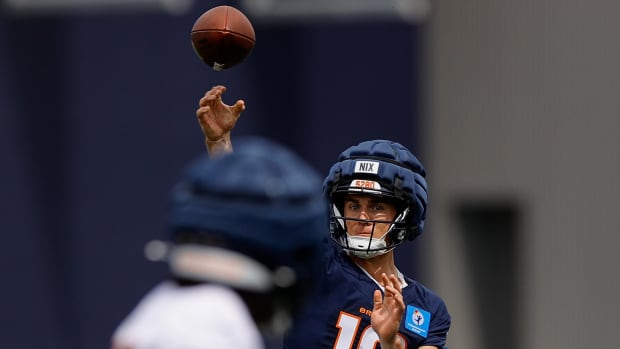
[161,137,326,333]
[323,139,428,258]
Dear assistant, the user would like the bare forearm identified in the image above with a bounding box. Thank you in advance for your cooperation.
[206,134,233,156]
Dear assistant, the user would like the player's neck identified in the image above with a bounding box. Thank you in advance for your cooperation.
[349,252,397,282]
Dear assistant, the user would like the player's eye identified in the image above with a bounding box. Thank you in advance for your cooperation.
[347,203,360,210]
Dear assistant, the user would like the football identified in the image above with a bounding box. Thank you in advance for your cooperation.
[191,6,256,71]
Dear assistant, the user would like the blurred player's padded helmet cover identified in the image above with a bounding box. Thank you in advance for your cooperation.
[323,139,428,258]
[166,137,326,302]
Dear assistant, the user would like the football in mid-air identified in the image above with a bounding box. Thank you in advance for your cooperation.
[191,5,256,71]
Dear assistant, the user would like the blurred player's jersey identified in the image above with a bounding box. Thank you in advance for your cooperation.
[112,281,264,349]
[284,242,451,349]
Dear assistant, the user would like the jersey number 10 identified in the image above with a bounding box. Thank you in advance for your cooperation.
[333,311,407,349]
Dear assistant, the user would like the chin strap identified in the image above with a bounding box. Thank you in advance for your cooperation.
[343,234,390,259]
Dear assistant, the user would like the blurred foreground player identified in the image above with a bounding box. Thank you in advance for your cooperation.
[111,137,327,349]
[196,86,451,349]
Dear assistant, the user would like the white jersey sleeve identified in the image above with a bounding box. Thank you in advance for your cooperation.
[111,281,264,349]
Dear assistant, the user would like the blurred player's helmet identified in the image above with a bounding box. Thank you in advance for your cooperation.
[323,140,428,258]
[157,137,326,335]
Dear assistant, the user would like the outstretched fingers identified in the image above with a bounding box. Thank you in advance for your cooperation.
[203,85,226,103]
[232,99,246,114]
[381,273,405,312]
[371,273,406,349]
[195,85,244,142]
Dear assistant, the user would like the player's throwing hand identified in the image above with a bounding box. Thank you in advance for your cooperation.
[196,85,245,154]
[371,273,405,349]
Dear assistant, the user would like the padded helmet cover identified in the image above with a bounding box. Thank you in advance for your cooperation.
[167,137,327,292]
[323,139,428,244]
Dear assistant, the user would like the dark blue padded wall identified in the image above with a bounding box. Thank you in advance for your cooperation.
[0,3,423,347]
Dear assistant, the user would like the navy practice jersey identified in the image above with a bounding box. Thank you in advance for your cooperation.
[284,241,451,349]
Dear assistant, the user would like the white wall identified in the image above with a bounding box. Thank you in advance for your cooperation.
[423,1,620,348]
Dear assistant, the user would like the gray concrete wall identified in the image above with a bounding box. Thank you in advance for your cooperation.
[423,1,620,348]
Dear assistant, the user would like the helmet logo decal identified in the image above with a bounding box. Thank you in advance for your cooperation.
[349,179,381,191]
[354,161,379,174]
